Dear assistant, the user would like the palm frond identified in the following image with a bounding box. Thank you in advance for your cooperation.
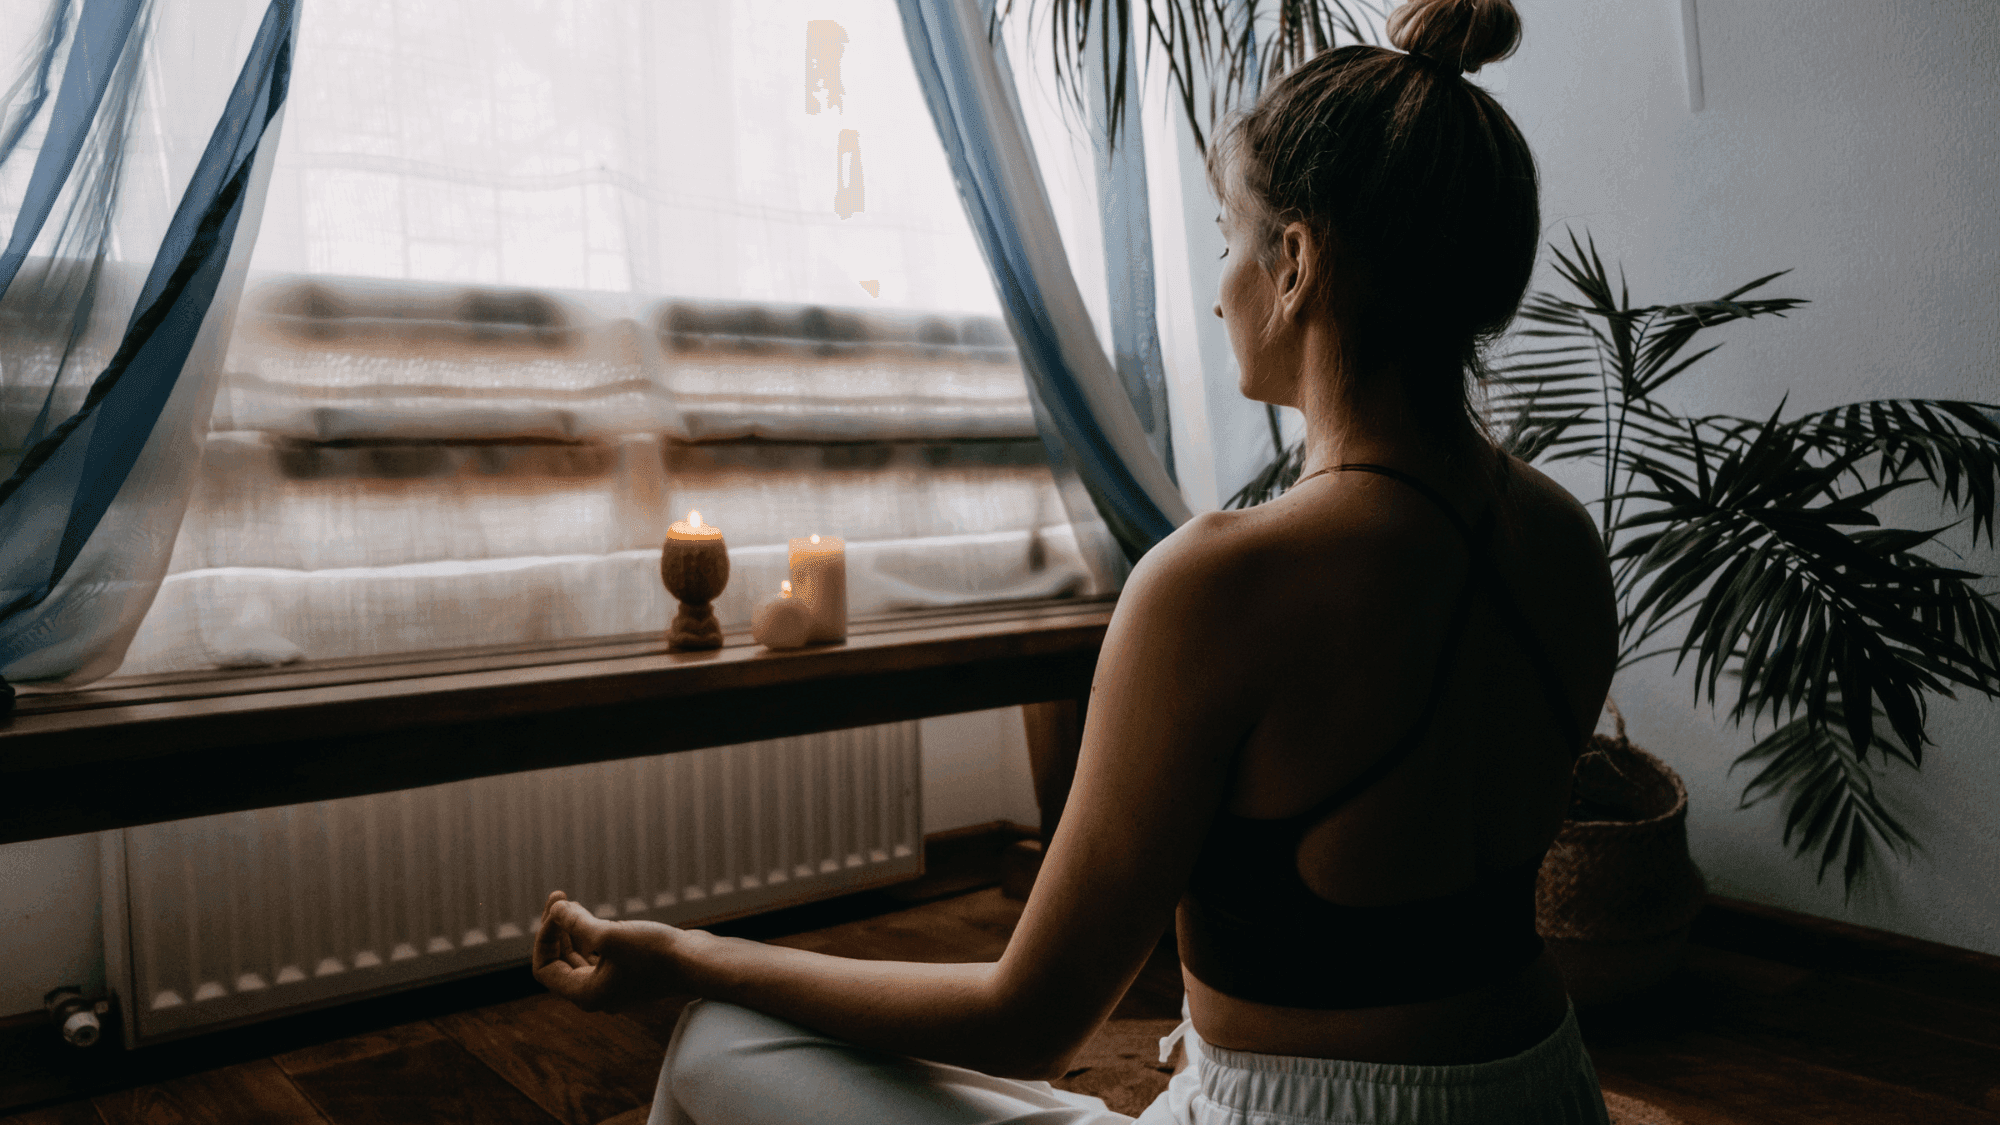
[1612,421,2000,762]
[1486,338,1599,462]
[1784,399,2000,545]
[1491,233,2000,890]
[1632,273,1806,397]
[1224,437,1305,508]
[1729,698,1921,896]
[996,0,1387,152]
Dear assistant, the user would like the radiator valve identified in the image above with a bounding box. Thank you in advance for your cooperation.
[43,987,107,1048]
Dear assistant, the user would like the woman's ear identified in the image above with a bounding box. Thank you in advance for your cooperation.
[1272,221,1322,325]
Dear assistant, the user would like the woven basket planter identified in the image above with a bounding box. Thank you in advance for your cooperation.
[1535,706,1707,1007]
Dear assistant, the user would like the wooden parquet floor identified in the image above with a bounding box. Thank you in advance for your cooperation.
[3,832,1997,1124]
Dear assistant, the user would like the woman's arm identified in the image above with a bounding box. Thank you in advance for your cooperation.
[536,510,1268,1078]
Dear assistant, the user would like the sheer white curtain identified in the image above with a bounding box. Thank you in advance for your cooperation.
[0,0,293,689]
[115,0,1107,675]
[246,0,999,307]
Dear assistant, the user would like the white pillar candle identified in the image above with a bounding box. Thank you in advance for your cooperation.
[787,533,847,643]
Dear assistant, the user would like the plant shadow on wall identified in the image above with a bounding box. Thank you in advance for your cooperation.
[1234,233,2000,897]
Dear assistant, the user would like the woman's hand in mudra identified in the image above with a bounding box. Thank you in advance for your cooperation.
[532,890,690,1013]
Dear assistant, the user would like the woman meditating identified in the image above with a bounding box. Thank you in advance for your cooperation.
[534,0,1617,1120]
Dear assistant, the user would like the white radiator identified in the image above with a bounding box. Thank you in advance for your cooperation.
[101,723,923,1046]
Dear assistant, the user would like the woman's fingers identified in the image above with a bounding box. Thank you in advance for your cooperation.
[533,920,606,1010]
[533,897,626,1010]
[541,890,569,934]
[533,897,602,967]
[533,951,609,1011]
[533,896,683,1014]
[531,911,563,971]
[549,899,611,952]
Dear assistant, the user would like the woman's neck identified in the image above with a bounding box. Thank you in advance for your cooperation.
[1292,366,1487,486]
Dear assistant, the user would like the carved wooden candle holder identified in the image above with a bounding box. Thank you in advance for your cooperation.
[661,510,729,651]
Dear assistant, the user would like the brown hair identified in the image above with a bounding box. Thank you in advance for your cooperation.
[1207,0,1538,443]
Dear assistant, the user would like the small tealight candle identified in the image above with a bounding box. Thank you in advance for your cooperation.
[752,580,813,650]
[661,509,729,651]
[787,532,847,643]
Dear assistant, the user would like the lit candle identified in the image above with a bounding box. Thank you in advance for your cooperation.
[787,532,847,643]
[661,509,729,651]
[752,579,813,650]
[666,509,723,541]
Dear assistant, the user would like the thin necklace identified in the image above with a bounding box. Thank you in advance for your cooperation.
[1289,466,1336,491]
[1286,463,1356,492]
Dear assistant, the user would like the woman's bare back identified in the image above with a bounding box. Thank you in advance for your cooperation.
[1180,452,1618,1065]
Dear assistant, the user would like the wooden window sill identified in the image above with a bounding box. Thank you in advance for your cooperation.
[0,596,1113,846]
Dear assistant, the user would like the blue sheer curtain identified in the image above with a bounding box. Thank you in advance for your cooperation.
[895,0,1191,571]
[0,0,297,702]
[1087,25,1175,489]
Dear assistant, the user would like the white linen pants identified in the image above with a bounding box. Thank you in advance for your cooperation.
[646,997,1613,1125]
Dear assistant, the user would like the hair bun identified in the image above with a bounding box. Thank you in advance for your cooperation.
[1385,0,1522,74]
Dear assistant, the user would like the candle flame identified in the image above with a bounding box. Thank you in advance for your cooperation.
[687,509,703,529]
[780,580,793,597]
[810,533,820,545]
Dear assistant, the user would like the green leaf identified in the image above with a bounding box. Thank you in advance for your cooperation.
[998,1,1388,155]
[1222,437,1305,510]
[1791,398,2000,545]
[1731,702,1920,896]
[1834,626,1874,756]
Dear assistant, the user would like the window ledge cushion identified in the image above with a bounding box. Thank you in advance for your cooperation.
[118,526,1101,676]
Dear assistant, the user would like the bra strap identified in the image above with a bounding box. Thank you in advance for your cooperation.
[1274,468,1492,827]
[1314,462,1476,543]
[1282,564,1482,827]
[1292,459,1581,752]
[1477,572,1585,753]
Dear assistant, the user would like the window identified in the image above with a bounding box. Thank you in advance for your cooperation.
[116,0,1105,676]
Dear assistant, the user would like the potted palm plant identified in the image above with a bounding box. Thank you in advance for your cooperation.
[1502,234,2000,877]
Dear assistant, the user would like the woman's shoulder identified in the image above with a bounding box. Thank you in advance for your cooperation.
[1135,454,1608,610]
[1118,508,1265,612]
[1104,506,1380,710]
[1498,455,1601,543]
[1492,455,1615,594]
[1492,455,1620,674]
[1130,483,1441,611]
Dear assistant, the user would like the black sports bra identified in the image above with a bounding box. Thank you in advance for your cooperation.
[1177,462,1582,1010]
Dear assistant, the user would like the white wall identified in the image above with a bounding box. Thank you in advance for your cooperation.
[919,707,1044,835]
[0,834,104,1019]
[0,710,1040,1019]
[1494,0,1999,953]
